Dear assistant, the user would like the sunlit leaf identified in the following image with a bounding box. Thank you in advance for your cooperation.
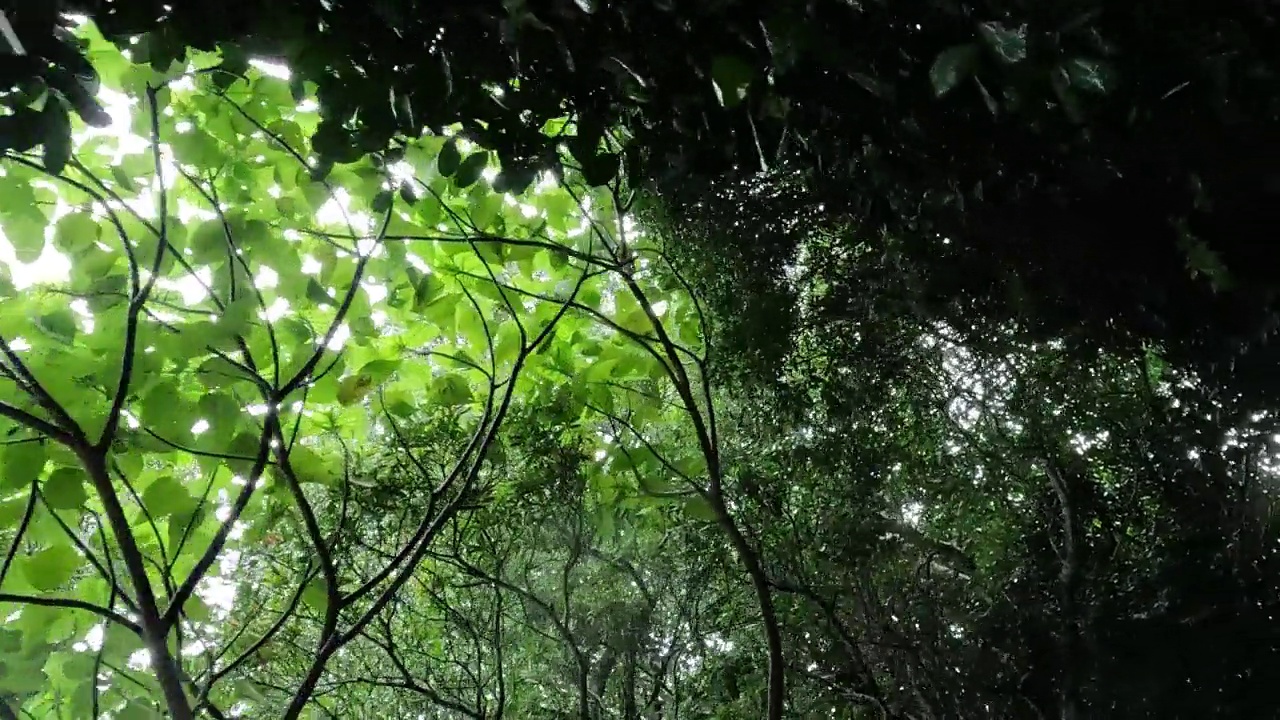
[1,443,47,491]
[141,475,197,518]
[42,467,88,510]
[21,545,80,592]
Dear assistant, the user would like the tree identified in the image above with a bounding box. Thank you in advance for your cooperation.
[0,22,760,717]
[4,14,1280,720]
[8,0,1280,397]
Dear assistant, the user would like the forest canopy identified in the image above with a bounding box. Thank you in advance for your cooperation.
[0,5,1279,720]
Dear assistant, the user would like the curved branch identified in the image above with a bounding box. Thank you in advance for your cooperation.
[0,592,142,634]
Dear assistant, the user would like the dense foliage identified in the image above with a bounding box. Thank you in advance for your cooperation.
[9,0,1280,397]
[0,9,1278,720]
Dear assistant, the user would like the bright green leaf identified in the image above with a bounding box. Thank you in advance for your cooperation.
[21,545,80,592]
[1,443,46,491]
[301,578,329,613]
[336,374,375,406]
[52,212,101,256]
[42,468,88,510]
[34,308,79,344]
[197,356,258,389]
[289,446,341,486]
[433,373,473,406]
[141,476,197,518]
[115,701,164,720]
[188,220,228,265]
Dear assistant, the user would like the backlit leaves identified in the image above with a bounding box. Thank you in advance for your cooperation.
[1,443,47,491]
[141,476,197,518]
[42,468,88,510]
[0,17,719,720]
[21,545,80,592]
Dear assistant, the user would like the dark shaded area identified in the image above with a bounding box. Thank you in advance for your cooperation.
[700,255,1280,717]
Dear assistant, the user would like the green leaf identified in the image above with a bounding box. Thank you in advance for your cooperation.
[183,595,212,623]
[52,212,101,255]
[596,505,616,540]
[470,191,503,232]
[433,373,473,406]
[412,274,440,313]
[336,374,376,406]
[1,443,46,491]
[494,323,522,366]
[140,381,195,437]
[711,55,755,109]
[21,545,80,591]
[359,358,402,385]
[437,139,461,177]
[0,657,46,694]
[188,220,228,265]
[289,446,341,486]
[35,308,79,344]
[218,295,258,339]
[300,578,328,614]
[306,278,337,305]
[100,622,145,662]
[196,356,258,389]
[42,467,88,510]
[0,497,31,528]
[930,44,980,97]
[585,357,621,383]
[141,476,197,518]
[379,387,417,419]
[614,291,652,336]
[167,506,207,554]
[110,165,139,193]
[233,678,267,703]
[197,392,242,442]
[3,210,47,264]
[454,151,490,189]
[682,496,719,523]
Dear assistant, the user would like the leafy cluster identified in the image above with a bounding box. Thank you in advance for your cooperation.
[8,0,1280,394]
[1,9,1279,720]
[0,22,736,718]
